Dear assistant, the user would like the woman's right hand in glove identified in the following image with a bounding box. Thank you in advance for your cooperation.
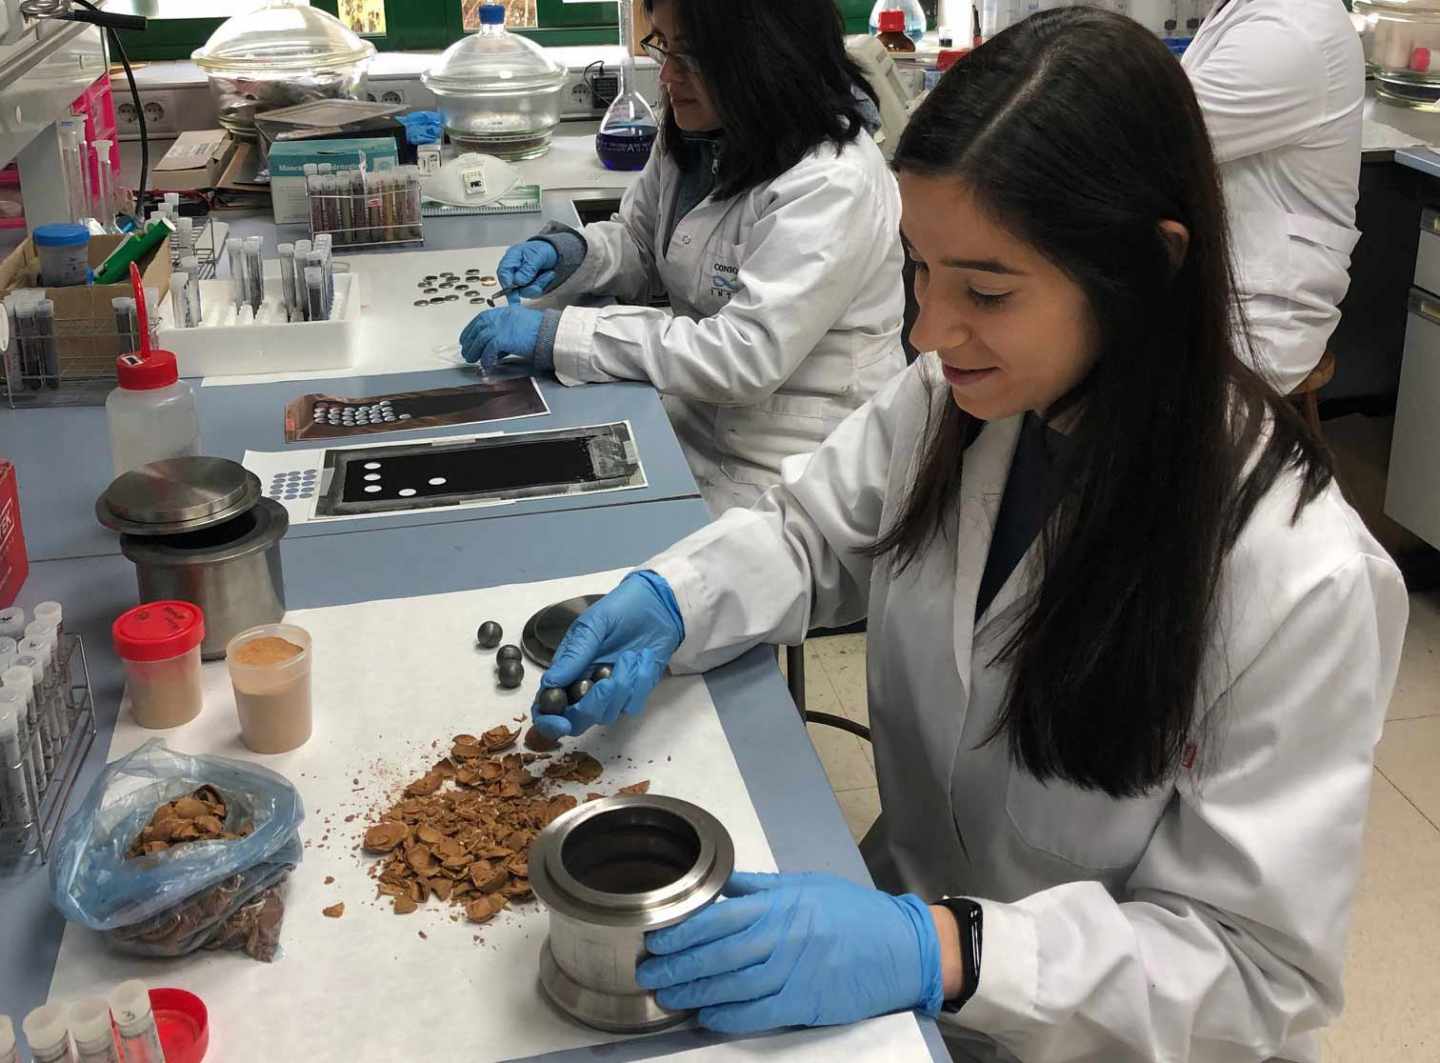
[531,571,685,740]
[497,239,560,303]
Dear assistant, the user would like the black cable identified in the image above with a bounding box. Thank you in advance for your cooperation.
[804,711,872,743]
[70,0,148,222]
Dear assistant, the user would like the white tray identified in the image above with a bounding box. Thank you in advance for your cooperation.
[157,272,362,379]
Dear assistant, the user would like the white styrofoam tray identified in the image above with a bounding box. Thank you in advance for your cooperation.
[157,270,362,379]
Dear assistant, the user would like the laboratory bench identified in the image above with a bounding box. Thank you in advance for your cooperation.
[0,203,949,1059]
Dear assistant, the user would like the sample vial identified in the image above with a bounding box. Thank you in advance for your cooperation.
[0,609,21,641]
[109,982,164,1063]
[22,1004,77,1063]
[0,692,36,835]
[15,653,53,774]
[34,602,62,639]
[0,1014,15,1063]
[68,1000,119,1063]
[3,664,43,795]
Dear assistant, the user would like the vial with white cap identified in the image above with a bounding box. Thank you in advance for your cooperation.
[34,602,62,635]
[16,652,54,772]
[22,1003,77,1063]
[0,608,23,641]
[68,999,120,1063]
[0,692,35,836]
[3,664,43,796]
[0,1015,16,1063]
[0,637,15,660]
[109,982,163,1063]
[21,634,67,746]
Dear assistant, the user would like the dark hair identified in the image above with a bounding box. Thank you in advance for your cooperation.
[880,8,1333,798]
[642,0,877,199]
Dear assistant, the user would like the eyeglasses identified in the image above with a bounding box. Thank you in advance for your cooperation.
[640,33,699,75]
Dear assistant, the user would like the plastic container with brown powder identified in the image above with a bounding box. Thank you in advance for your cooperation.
[226,624,313,754]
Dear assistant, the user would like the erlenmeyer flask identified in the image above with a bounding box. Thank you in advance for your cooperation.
[596,0,658,172]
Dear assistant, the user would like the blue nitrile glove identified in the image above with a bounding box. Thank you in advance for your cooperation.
[636,871,945,1034]
[459,306,548,373]
[397,110,443,145]
[498,239,561,302]
[532,571,684,739]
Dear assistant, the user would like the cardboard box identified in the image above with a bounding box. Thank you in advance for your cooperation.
[633,0,650,55]
[0,233,172,382]
[0,462,28,609]
[153,129,238,191]
[267,137,400,225]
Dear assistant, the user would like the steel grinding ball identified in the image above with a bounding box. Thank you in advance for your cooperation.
[476,621,503,649]
[536,687,570,716]
[496,644,523,664]
[591,664,614,682]
[566,678,593,705]
[497,659,525,689]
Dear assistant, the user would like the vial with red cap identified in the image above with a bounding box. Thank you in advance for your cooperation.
[877,9,917,52]
[105,263,200,478]
[113,601,206,730]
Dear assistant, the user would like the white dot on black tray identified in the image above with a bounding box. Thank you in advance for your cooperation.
[428,477,447,486]
[364,462,381,470]
[364,485,381,494]
[398,488,416,498]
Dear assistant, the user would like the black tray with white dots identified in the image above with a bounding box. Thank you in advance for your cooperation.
[309,421,647,517]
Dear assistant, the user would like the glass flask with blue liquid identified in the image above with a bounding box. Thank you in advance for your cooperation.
[596,0,659,172]
[869,0,928,44]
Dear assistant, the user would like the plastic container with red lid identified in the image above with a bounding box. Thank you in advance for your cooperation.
[113,601,206,729]
[151,987,209,1063]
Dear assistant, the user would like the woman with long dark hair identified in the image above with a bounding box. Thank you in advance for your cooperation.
[523,9,1408,1059]
[458,0,904,514]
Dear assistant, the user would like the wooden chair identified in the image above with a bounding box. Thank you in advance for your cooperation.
[1292,350,1336,437]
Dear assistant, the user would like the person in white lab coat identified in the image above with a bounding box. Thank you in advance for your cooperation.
[456,0,905,515]
[1183,0,1365,394]
[523,10,1408,1062]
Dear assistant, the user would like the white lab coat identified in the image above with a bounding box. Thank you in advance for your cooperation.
[1183,0,1365,394]
[534,132,906,515]
[645,358,1408,1062]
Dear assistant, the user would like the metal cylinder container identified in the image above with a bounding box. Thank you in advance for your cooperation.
[530,795,735,1033]
[97,458,289,660]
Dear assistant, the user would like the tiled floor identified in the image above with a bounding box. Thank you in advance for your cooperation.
[799,588,1440,1062]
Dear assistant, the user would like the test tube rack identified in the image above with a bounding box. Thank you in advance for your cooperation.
[306,168,425,250]
[0,633,98,870]
[156,271,363,379]
[1,320,160,410]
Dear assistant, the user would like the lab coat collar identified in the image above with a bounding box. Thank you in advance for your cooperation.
[952,415,1024,692]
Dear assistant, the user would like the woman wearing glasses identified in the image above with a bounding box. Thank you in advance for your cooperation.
[458,0,905,514]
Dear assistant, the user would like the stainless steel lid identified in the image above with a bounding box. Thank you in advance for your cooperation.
[96,457,264,536]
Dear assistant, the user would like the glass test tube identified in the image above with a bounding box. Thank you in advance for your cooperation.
[304,265,324,322]
[277,243,297,322]
[170,274,191,329]
[225,237,246,309]
[179,255,204,326]
[35,299,58,390]
[91,140,115,232]
[110,982,164,1063]
[20,632,64,748]
[3,664,42,797]
[16,654,53,775]
[0,691,35,836]
[58,118,90,226]
[68,999,120,1063]
[243,235,264,310]
[23,1004,76,1063]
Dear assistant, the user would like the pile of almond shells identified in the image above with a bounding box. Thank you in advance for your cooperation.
[360,725,648,925]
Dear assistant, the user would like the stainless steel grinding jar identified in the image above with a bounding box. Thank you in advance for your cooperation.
[529,794,736,1033]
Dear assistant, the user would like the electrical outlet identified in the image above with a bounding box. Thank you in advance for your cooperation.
[377,87,407,106]
[117,90,179,137]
